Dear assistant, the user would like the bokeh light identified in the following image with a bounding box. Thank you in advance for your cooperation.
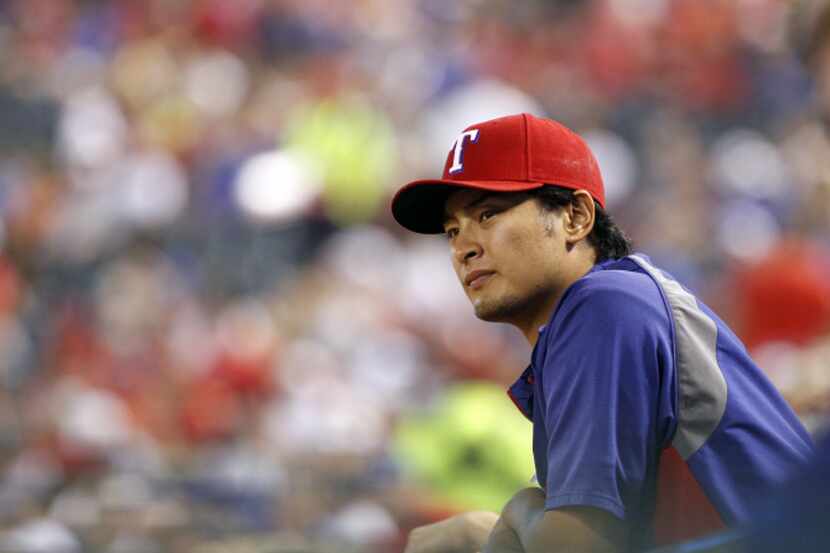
[0,0,829,551]
[233,150,322,224]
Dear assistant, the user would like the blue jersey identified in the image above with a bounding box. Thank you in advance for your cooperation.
[748,427,830,553]
[507,255,813,550]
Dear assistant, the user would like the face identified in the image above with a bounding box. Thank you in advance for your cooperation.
[442,189,573,329]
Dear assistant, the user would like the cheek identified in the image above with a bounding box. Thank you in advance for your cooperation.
[495,225,561,285]
[499,224,551,261]
[494,220,531,250]
[492,228,543,279]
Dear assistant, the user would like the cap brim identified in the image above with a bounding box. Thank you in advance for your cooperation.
[391,179,547,234]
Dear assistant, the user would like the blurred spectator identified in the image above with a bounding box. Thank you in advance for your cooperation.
[0,1,827,552]
[730,240,830,351]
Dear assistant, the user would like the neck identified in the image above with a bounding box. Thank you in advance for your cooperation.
[513,293,559,346]
[515,255,596,346]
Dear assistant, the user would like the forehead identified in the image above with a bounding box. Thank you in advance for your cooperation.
[444,189,489,216]
[443,189,530,220]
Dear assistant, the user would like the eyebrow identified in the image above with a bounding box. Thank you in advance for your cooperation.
[442,192,497,225]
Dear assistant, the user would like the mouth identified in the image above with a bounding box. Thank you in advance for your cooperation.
[465,270,495,290]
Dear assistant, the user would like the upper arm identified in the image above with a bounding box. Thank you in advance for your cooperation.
[539,274,676,519]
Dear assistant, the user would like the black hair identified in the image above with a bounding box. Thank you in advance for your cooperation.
[528,186,632,262]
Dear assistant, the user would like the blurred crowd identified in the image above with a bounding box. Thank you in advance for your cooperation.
[0,0,829,551]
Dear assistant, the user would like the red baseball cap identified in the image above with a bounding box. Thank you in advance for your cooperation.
[391,113,605,234]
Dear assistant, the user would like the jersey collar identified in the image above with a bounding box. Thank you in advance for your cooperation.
[507,365,534,421]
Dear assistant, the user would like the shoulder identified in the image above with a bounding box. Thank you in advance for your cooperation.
[555,260,670,327]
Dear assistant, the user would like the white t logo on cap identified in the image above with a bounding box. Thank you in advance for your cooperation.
[448,129,480,174]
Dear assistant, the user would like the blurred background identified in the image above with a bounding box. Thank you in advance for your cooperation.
[0,0,829,551]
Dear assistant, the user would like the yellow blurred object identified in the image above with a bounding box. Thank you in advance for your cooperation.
[394,381,535,512]
[284,95,397,225]
[137,95,203,154]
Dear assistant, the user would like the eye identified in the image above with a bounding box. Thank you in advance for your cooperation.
[479,209,498,222]
[445,227,459,240]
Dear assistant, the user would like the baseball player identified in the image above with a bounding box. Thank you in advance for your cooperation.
[391,113,814,553]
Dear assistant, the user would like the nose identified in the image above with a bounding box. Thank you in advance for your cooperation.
[452,227,483,265]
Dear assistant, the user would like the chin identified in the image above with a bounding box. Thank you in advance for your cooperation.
[473,307,501,322]
[472,295,523,323]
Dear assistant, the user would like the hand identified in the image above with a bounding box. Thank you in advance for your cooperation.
[404,511,500,553]
[481,488,544,553]
[482,516,525,553]
[502,487,546,527]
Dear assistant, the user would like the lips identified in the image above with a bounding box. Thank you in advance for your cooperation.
[465,270,495,289]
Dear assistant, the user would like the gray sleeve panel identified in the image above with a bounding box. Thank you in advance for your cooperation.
[629,255,728,460]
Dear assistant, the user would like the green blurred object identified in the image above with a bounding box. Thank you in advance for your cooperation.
[394,381,536,512]
[284,95,397,225]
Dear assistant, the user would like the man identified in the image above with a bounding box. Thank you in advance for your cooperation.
[391,114,813,553]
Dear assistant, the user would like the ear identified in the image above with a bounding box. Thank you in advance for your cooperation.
[563,190,596,245]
